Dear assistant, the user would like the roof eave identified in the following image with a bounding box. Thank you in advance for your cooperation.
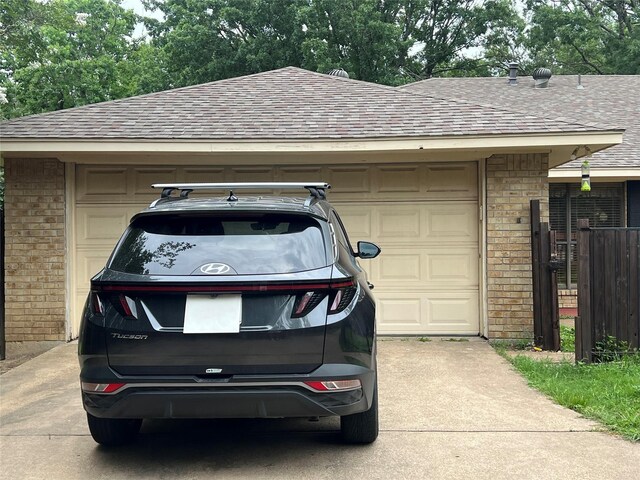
[0,131,624,163]
[549,166,640,181]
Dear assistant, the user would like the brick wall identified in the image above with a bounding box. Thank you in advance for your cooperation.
[558,289,578,309]
[486,153,548,340]
[4,158,66,341]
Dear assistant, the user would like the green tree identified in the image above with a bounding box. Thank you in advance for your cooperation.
[1,0,169,118]
[299,0,412,84]
[143,0,308,86]
[143,0,525,85]
[525,0,640,74]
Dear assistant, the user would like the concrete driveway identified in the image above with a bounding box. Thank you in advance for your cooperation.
[1,338,638,479]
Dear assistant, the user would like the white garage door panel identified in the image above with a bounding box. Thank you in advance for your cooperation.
[76,167,128,201]
[132,168,177,195]
[425,164,477,193]
[77,250,113,286]
[372,247,478,288]
[75,249,113,327]
[376,165,421,193]
[376,292,479,334]
[76,206,140,245]
[334,203,477,246]
[376,207,422,239]
[72,162,480,337]
[182,167,225,183]
[425,292,480,332]
[377,296,423,328]
[327,166,371,194]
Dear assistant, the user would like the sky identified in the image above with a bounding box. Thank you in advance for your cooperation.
[120,0,163,37]
[121,0,158,17]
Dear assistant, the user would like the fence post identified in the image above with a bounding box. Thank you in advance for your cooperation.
[539,222,554,350]
[629,229,640,350]
[549,230,561,351]
[0,208,4,361]
[530,200,543,346]
[576,219,591,363]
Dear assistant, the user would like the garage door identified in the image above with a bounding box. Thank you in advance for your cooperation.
[73,162,479,337]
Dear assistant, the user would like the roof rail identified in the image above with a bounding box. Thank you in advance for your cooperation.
[151,182,331,205]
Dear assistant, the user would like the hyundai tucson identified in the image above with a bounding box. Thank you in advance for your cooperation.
[78,182,380,446]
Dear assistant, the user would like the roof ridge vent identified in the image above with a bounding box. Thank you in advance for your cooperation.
[327,68,349,78]
[533,67,552,88]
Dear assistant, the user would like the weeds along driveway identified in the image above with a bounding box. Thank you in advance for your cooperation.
[1,339,638,480]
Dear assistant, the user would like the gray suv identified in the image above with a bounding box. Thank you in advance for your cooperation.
[78,183,380,446]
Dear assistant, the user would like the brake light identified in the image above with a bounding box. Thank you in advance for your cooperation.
[90,292,104,315]
[81,382,126,394]
[94,280,356,293]
[328,284,357,314]
[110,294,138,318]
[93,279,357,318]
[304,380,361,392]
[292,291,326,318]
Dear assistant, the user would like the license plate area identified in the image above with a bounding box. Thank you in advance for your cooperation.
[183,295,242,334]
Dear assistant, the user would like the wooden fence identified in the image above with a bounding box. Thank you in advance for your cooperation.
[530,200,561,351]
[1,208,4,360]
[576,219,640,362]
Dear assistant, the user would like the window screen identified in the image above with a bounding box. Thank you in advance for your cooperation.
[549,183,624,288]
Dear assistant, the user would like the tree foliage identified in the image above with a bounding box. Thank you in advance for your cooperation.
[0,0,169,118]
[1,0,639,120]
[525,0,640,74]
[143,0,525,85]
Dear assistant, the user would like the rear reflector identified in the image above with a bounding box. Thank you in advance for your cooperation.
[303,379,362,392]
[81,382,126,394]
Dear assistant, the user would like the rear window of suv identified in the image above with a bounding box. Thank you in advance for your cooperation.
[108,213,329,275]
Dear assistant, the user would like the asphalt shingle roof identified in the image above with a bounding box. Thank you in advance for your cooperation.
[401,75,640,169]
[1,67,614,141]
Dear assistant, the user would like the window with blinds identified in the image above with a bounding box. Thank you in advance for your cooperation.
[549,183,625,288]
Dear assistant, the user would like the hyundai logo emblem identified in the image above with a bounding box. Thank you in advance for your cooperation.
[200,263,233,275]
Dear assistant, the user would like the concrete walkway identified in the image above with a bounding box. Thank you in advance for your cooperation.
[1,339,638,479]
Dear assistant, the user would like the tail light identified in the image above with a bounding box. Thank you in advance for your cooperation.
[90,292,105,315]
[81,382,126,394]
[304,379,361,392]
[112,294,138,318]
[291,279,357,317]
[329,284,357,314]
[89,290,138,319]
[93,279,357,319]
[292,291,326,318]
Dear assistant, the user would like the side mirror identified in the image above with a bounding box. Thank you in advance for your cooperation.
[356,241,381,259]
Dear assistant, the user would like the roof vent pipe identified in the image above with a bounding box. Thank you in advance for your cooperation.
[508,62,519,85]
[533,67,552,88]
[327,68,349,79]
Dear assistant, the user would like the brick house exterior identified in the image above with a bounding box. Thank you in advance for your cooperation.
[486,154,549,339]
[403,75,640,314]
[3,158,66,341]
[1,68,622,342]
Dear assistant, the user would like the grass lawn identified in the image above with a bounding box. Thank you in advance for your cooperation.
[508,354,640,442]
[495,327,640,441]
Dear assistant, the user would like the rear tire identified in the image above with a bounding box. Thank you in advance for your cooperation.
[86,413,142,446]
[340,381,378,444]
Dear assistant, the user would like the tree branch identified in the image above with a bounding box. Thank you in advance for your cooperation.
[570,41,605,74]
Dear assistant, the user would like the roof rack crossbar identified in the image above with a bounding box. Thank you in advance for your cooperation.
[152,182,331,201]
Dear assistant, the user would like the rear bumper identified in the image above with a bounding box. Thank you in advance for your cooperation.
[81,365,375,419]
